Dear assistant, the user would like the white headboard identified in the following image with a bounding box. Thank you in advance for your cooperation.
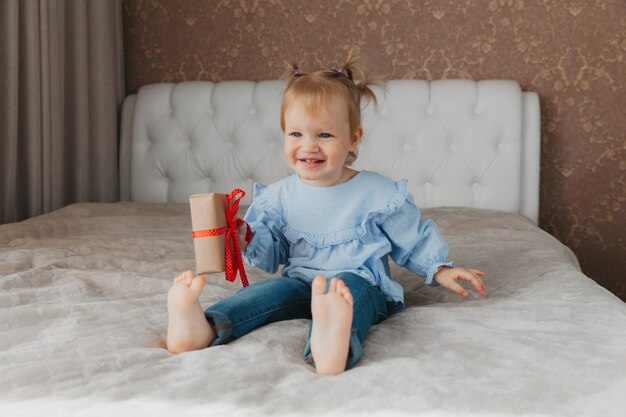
[119,80,540,223]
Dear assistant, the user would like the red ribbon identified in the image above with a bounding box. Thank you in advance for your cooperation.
[192,189,252,287]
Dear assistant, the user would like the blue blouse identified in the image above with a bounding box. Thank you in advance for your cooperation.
[242,171,454,304]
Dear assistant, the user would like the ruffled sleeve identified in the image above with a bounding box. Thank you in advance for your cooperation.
[242,183,289,274]
[379,195,454,286]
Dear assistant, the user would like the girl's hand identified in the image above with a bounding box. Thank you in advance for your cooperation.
[433,266,486,298]
[237,223,249,252]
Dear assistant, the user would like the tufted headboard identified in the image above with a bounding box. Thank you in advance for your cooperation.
[119,80,540,223]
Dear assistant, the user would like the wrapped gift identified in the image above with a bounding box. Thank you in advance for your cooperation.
[189,189,251,287]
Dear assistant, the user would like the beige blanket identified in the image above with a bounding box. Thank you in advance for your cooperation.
[1,203,625,417]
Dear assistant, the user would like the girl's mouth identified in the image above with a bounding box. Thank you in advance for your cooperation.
[298,158,324,165]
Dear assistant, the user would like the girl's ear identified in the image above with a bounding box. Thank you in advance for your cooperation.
[351,127,364,150]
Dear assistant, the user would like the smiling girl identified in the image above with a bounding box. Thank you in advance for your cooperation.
[166,54,486,375]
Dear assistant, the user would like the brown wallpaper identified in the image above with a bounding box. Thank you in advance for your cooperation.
[122,0,626,301]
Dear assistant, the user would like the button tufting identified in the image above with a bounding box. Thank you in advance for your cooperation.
[129,80,528,209]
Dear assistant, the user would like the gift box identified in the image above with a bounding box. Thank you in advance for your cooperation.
[189,189,251,287]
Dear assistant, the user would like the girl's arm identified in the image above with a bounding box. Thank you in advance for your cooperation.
[241,203,289,274]
[380,197,486,296]
[379,196,454,286]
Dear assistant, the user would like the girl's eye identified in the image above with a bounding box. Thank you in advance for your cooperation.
[319,133,332,139]
[289,132,302,138]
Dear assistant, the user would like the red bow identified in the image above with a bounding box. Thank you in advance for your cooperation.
[223,189,251,287]
[192,189,252,287]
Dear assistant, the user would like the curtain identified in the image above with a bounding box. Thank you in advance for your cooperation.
[0,0,124,224]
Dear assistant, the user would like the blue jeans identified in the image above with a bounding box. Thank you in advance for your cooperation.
[204,272,403,370]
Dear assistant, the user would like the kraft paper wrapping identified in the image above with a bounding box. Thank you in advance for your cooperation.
[189,193,227,275]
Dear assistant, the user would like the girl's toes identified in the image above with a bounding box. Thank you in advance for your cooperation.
[312,275,327,295]
[190,276,206,296]
[328,277,338,292]
[341,286,353,306]
[184,270,194,285]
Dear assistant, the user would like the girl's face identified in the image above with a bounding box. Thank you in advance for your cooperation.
[283,95,362,187]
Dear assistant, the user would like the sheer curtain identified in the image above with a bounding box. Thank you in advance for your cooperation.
[0,0,124,224]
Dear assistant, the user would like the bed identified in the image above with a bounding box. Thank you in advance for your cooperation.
[2,80,625,417]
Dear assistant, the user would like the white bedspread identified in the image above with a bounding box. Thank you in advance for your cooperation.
[1,203,625,417]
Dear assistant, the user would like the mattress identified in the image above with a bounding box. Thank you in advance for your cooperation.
[1,202,625,417]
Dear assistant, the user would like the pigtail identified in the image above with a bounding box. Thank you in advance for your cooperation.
[283,62,305,80]
[336,51,380,109]
[337,50,361,82]
[335,51,382,165]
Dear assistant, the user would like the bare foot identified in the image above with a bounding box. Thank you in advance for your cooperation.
[166,270,216,354]
[310,275,354,375]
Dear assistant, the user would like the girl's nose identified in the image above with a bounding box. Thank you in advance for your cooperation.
[301,135,319,151]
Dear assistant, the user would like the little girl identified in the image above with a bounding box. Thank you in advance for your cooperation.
[167,55,486,375]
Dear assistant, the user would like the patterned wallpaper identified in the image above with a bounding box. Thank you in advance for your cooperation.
[122,0,626,301]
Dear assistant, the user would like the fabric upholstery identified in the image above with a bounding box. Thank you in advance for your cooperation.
[120,79,540,223]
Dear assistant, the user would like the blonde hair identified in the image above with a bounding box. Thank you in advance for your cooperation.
[280,53,379,165]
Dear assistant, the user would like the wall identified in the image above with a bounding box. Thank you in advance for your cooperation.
[122,0,626,301]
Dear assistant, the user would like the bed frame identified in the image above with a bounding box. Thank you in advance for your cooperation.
[119,80,540,223]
